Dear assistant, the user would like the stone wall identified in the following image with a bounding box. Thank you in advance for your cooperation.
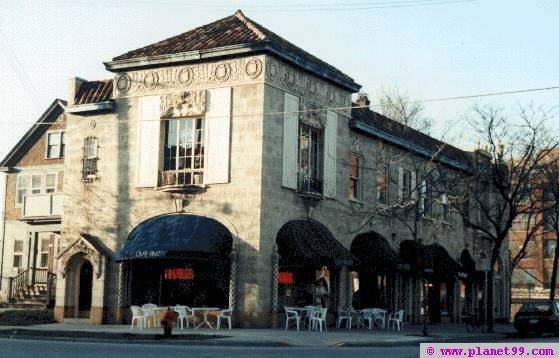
[58,58,268,324]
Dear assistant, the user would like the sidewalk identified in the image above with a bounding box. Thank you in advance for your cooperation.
[0,323,514,347]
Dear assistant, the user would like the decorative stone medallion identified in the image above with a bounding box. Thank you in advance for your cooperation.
[214,63,231,82]
[245,58,262,79]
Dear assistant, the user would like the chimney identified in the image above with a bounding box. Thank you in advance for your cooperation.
[68,76,86,106]
[356,93,370,108]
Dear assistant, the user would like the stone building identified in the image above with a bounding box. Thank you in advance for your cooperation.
[0,10,509,326]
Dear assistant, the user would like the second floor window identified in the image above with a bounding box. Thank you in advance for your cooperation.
[420,178,433,216]
[163,118,205,186]
[376,163,389,205]
[298,124,322,193]
[16,172,60,205]
[441,193,450,222]
[401,169,412,201]
[348,154,362,201]
[83,137,99,180]
[46,131,65,159]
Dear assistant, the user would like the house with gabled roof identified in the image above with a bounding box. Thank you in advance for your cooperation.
[0,10,508,326]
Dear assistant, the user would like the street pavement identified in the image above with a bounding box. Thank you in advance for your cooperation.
[2,336,559,358]
[0,322,515,347]
[0,338,418,358]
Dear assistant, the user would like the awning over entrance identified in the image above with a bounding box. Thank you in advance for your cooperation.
[351,232,397,273]
[115,214,232,261]
[399,240,425,272]
[460,249,476,278]
[277,219,356,268]
[424,244,461,280]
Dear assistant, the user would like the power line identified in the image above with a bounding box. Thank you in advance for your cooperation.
[2,84,557,129]
[53,0,477,11]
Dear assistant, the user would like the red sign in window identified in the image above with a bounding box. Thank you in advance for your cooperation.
[278,272,294,284]
[164,268,194,280]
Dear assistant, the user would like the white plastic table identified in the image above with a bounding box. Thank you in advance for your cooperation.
[191,307,219,329]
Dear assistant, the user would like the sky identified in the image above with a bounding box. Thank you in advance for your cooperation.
[0,0,557,163]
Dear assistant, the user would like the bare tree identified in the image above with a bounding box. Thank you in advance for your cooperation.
[441,104,558,332]
[378,88,432,134]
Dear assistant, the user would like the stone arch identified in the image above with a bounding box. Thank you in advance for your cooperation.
[54,235,108,324]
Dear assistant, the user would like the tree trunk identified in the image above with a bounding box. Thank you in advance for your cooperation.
[550,240,559,302]
[487,245,501,333]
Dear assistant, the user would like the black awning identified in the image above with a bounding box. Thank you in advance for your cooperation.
[460,249,476,274]
[424,244,461,280]
[351,232,397,272]
[115,214,232,261]
[399,240,425,272]
[277,219,356,268]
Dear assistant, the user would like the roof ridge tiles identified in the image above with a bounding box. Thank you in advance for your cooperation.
[234,9,267,41]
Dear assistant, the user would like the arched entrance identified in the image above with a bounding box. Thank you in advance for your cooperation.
[78,261,93,318]
[275,219,355,312]
[116,214,234,309]
[459,249,476,321]
[63,254,94,319]
[424,244,461,324]
[350,232,397,311]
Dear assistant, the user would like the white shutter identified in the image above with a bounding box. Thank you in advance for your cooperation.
[323,110,337,198]
[282,93,299,189]
[136,96,161,187]
[397,167,404,202]
[411,171,417,200]
[205,87,231,184]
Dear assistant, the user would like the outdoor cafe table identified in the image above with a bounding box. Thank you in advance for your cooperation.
[288,306,318,328]
[191,307,220,329]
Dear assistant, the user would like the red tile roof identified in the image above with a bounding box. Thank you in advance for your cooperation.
[74,80,113,105]
[112,10,355,89]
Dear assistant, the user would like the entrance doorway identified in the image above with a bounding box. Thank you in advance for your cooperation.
[77,261,93,318]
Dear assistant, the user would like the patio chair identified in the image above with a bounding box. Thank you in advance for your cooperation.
[173,305,195,330]
[357,309,374,330]
[388,309,404,331]
[372,309,387,329]
[130,305,145,330]
[284,307,300,331]
[217,308,233,330]
[336,309,352,329]
[141,303,158,328]
[309,307,328,332]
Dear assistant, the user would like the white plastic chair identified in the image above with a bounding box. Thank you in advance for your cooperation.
[303,305,318,328]
[357,309,374,330]
[309,307,328,332]
[174,305,197,329]
[284,307,300,331]
[130,306,145,330]
[336,309,352,329]
[217,308,233,330]
[141,303,158,328]
[372,309,387,329]
[388,309,404,331]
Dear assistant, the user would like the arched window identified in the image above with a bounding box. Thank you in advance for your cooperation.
[83,137,98,181]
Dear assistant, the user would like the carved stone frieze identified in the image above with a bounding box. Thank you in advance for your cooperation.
[264,57,351,116]
[57,236,104,279]
[114,56,264,97]
[160,90,206,119]
[300,100,327,129]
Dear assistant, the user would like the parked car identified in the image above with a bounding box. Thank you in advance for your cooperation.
[514,300,559,336]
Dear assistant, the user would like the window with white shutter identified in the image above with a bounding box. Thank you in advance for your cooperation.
[322,110,337,198]
[136,96,161,187]
[204,87,231,184]
[282,93,299,189]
